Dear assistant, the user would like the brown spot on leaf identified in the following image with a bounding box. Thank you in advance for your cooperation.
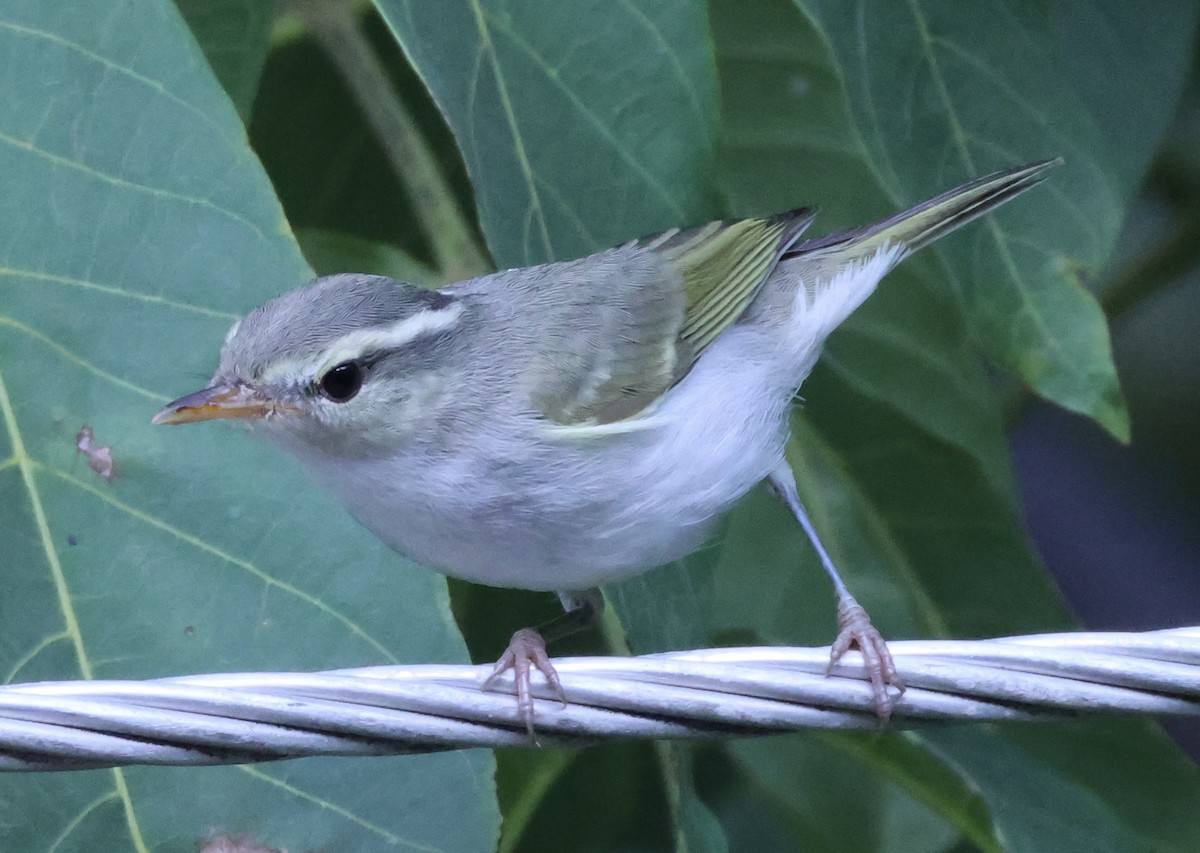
[197,833,283,853]
[75,425,115,483]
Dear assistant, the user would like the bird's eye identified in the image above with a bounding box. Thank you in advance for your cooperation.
[319,361,363,402]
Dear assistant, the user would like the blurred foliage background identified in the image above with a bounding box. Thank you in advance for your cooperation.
[1,0,1198,850]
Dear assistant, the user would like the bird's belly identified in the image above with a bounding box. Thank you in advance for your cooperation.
[312,327,795,591]
[386,498,727,591]
[329,418,784,591]
[483,447,762,590]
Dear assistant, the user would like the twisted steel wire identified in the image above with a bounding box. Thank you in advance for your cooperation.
[0,627,1196,771]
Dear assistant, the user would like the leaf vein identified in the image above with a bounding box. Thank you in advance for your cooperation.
[0,20,240,148]
[615,0,706,123]
[0,373,93,676]
[481,9,689,221]
[534,175,601,248]
[0,267,239,319]
[38,464,400,664]
[45,790,121,853]
[4,630,70,684]
[0,131,268,242]
[0,369,146,849]
[0,317,169,403]
[466,0,554,262]
[238,765,444,851]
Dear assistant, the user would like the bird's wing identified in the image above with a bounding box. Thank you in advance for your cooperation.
[527,209,814,426]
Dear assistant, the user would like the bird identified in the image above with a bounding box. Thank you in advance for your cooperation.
[154,160,1059,731]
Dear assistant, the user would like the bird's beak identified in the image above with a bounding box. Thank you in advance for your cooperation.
[152,383,277,425]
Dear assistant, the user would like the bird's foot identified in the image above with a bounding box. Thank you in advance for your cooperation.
[827,594,905,722]
[483,627,566,736]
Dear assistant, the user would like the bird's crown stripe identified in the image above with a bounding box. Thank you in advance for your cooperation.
[316,302,463,374]
[258,301,463,384]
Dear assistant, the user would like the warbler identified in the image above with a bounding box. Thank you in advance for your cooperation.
[155,160,1058,730]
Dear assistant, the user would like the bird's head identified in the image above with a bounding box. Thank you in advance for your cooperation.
[153,274,464,458]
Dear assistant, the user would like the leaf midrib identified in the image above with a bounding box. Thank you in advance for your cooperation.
[904,0,1077,372]
[42,464,402,665]
[0,365,149,852]
[466,0,553,262]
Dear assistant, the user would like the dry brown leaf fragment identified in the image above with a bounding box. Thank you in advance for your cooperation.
[75,425,115,483]
[197,832,284,853]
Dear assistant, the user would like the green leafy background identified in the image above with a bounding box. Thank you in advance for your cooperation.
[1,0,1197,850]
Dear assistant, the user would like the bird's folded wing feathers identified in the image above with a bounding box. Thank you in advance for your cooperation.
[532,210,814,427]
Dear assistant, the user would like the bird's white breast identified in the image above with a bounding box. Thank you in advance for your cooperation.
[297,324,789,591]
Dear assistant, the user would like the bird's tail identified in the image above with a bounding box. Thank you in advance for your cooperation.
[790,158,1061,265]
[764,159,1061,377]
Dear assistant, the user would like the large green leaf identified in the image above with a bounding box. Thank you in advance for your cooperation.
[0,0,497,849]
[173,0,274,120]
[707,1,1200,850]
[922,727,1140,853]
[715,0,1016,500]
[709,0,1066,649]
[727,735,962,853]
[374,0,722,266]
[996,720,1200,853]
[794,0,1197,440]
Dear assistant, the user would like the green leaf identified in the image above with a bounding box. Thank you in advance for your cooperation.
[610,551,732,853]
[495,748,577,853]
[295,227,439,286]
[374,0,722,266]
[997,720,1200,853]
[662,743,730,853]
[174,0,274,120]
[709,2,1200,851]
[0,0,497,849]
[710,0,1065,646]
[824,731,999,852]
[714,0,1017,499]
[922,727,1142,853]
[728,734,963,853]
[793,1,1196,440]
[496,742,675,852]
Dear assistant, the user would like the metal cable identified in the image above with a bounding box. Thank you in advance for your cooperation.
[1,627,1196,771]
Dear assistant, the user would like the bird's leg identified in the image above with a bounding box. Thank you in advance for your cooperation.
[767,463,904,719]
[484,588,604,735]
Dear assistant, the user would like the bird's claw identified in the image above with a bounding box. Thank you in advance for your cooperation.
[827,595,905,722]
[483,627,566,737]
